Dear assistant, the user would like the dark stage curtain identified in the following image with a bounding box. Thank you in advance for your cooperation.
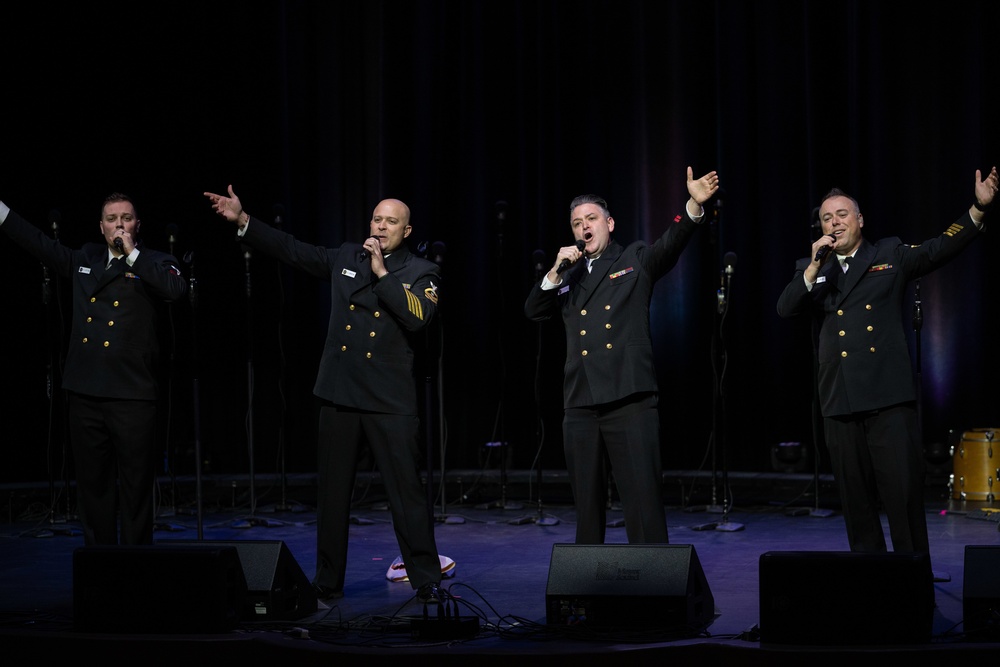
[1,1,997,484]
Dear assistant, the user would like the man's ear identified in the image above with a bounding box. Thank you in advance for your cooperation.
[403,224,412,238]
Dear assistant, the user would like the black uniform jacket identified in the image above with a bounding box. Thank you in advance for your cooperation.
[776,213,982,417]
[2,210,186,400]
[241,217,440,416]
[524,211,699,409]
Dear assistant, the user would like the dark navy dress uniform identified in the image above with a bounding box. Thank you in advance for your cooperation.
[777,213,983,553]
[525,210,700,544]
[1,208,187,545]
[239,217,442,596]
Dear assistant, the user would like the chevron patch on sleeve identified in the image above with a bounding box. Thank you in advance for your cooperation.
[405,288,424,320]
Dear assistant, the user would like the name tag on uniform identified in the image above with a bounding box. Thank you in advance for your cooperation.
[816,276,827,284]
[79,266,91,274]
[558,285,570,295]
[341,268,358,278]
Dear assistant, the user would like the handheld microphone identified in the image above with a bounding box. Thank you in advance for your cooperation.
[359,237,377,261]
[114,237,124,253]
[556,239,586,274]
[814,234,837,262]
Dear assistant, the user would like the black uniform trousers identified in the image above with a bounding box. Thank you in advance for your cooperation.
[314,403,441,594]
[823,402,929,553]
[67,392,158,546]
[562,392,668,544]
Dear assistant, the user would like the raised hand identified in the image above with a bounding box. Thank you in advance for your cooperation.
[203,184,244,225]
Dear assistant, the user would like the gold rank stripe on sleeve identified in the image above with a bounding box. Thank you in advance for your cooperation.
[404,288,425,320]
[944,222,964,237]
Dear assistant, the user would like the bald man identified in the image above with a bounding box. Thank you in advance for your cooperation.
[206,187,444,604]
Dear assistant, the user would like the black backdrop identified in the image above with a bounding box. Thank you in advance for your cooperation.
[2,1,997,486]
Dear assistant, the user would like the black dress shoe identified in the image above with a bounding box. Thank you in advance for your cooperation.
[314,585,344,601]
[416,582,442,604]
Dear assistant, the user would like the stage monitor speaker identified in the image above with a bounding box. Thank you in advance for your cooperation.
[160,539,317,621]
[964,544,1000,641]
[73,544,247,633]
[545,543,715,633]
[758,550,934,645]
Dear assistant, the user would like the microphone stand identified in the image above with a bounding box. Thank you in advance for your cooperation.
[37,212,79,536]
[165,231,181,517]
[913,279,923,432]
[154,228,185,532]
[185,252,205,539]
[686,207,724,519]
[805,211,835,518]
[37,257,70,535]
[260,210,297,515]
[686,274,725,520]
[511,255,559,526]
[41,259,61,529]
[714,257,742,532]
[477,202,521,511]
[423,244,462,524]
[233,246,271,528]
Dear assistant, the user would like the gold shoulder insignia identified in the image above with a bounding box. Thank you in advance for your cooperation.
[424,280,439,305]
